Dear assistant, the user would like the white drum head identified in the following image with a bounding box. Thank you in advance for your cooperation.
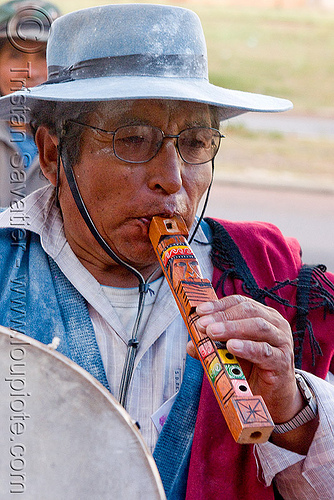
[0,326,166,499]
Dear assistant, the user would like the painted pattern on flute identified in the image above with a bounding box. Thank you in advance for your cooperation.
[149,215,275,444]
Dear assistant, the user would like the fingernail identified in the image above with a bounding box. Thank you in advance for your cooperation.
[264,343,273,357]
[228,339,244,352]
[198,315,214,327]
[197,302,214,313]
[209,322,226,336]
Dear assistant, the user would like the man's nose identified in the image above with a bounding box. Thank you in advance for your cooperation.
[27,55,48,86]
[147,139,183,194]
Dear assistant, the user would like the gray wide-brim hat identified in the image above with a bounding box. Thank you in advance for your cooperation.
[0,3,292,122]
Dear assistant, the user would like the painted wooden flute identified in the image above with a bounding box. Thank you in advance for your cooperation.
[149,215,274,444]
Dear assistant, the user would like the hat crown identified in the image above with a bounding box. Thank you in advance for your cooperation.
[47,4,208,80]
[0,3,293,121]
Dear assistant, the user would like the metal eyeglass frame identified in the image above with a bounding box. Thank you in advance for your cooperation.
[68,119,224,165]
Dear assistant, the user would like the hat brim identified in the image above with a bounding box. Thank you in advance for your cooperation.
[0,75,292,122]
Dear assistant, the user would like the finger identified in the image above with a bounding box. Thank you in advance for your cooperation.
[197,298,291,341]
[196,295,247,315]
[198,296,286,329]
[206,317,292,350]
[226,338,292,376]
[186,339,199,359]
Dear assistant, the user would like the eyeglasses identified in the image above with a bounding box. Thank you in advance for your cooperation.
[69,120,224,165]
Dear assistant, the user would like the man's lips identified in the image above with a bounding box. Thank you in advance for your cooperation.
[137,212,179,226]
[138,217,152,226]
[134,217,156,235]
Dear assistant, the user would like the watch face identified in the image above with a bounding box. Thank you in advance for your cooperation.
[295,373,313,403]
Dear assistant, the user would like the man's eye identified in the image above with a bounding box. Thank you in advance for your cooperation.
[193,139,207,149]
[116,135,151,151]
[183,138,207,149]
[120,135,147,145]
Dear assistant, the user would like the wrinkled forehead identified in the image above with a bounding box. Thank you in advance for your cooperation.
[86,99,216,126]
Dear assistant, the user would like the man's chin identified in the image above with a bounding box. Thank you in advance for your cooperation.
[112,241,158,269]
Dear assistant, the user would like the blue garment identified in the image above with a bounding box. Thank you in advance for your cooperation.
[0,227,203,497]
[153,354,203,498]
[0,229,109,386]
[9,127,38,168]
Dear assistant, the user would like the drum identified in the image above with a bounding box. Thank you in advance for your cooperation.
[0,325,166,499]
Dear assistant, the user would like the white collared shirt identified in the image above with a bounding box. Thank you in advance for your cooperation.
[1,185,213,451]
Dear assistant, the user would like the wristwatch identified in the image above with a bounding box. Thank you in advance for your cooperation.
[273,372,318,434]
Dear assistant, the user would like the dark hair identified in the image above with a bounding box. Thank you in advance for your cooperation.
[30,99,220,168]
[30,100,99,167]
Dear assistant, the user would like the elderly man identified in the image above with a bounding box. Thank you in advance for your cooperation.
[0,4,333,499]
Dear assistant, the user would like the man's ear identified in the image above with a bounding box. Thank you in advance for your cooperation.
[35,126,59,186]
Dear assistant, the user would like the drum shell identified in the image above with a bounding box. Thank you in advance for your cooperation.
[0,325,166,499]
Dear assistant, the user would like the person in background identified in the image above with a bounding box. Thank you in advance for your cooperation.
[0,0,60,206]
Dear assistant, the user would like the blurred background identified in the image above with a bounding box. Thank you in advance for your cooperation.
[13,0,334,268]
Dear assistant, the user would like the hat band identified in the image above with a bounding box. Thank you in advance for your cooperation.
[46,53,208,83]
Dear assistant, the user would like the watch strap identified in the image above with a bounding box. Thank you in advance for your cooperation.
[273,373,318,434]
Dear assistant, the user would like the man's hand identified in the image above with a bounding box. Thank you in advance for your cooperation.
[186,295,318,453]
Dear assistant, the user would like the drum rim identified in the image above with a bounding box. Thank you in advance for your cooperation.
[0,324,167,500]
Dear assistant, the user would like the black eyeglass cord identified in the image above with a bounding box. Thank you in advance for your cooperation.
[57,130,154,407]
[189,158,215,244]
[56,126,214,408]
